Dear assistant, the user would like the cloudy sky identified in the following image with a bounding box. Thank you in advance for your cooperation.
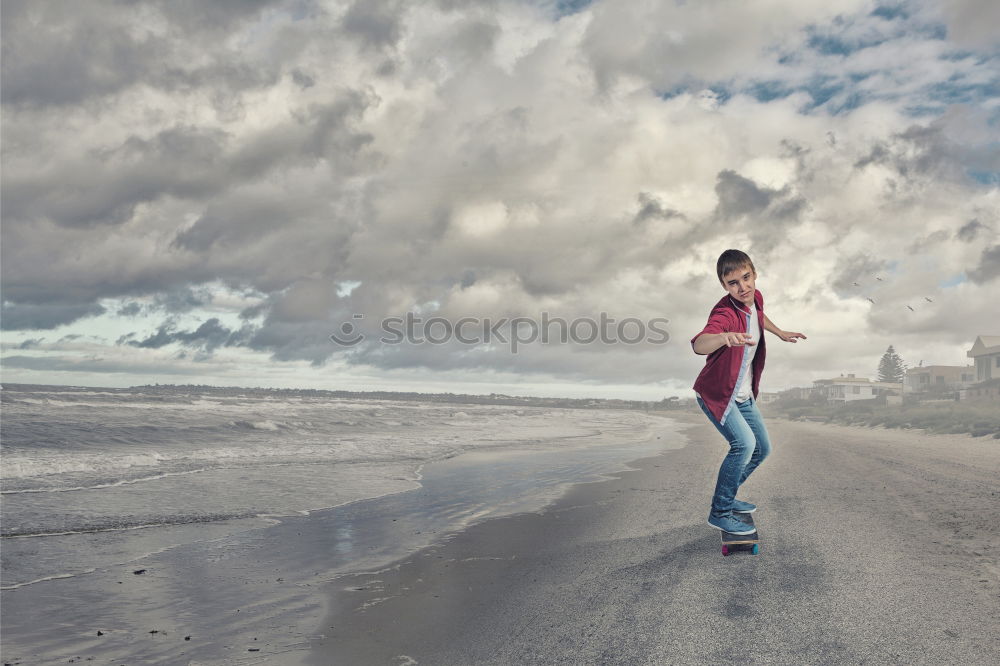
[2,0,998,399]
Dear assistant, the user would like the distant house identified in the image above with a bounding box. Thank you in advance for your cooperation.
[758,391,780,404]
[967,336,1000,382]
[871,380,903,397]
[962,336,1000,402]
[778,386,813,401]
[960,378,1000,402]
[812,374,875,402]
[904,365,976,392]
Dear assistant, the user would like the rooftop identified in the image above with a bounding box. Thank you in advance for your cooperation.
[968,335,1000,357]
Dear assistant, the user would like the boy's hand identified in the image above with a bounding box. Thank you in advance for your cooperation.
[722,332,756,347]
[778,330,807,343]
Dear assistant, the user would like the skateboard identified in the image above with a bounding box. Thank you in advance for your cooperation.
[720,513,760,556]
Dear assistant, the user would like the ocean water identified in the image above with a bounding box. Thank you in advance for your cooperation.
[0,384,684,664]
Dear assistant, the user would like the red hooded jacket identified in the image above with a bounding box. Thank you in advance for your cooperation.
[691,289,767,425]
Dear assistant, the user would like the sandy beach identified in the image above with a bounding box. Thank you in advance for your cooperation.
[313,415,1000,665]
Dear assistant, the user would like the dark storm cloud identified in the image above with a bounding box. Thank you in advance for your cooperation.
[861,125,960,178]
[956,219,987,242]
[632,192,684,226]
[246,318,345,367]
[3,126,230,229]
[968,244,1000,284]
[148,0,288,35]
[853,144,890,170]
[854,121,1000,184]
[6,90,375,229]
[907,229,950,254]
[123,318,257,353]
[240,302,271,320]
[117,303,144,317]
[291,69,316,88]
[1,302,107,331]
[0,354,208,375]
[0,0,287,108]
[3,86,377,323]
[712,170,806,255]
[151,286,212,313]
[0,1,163,107]
[342,0,406,51]
[714,170,774,219]
[459,270,477,289]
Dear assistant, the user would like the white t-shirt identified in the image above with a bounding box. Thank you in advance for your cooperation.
[734,303,759,402]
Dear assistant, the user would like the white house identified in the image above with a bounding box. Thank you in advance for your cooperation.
[967,336,1000,382]
[758,391,780,404]
[812,374,875,402]
[904,365,976,392]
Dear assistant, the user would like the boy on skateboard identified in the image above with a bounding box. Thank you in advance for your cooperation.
[691,249,806,535]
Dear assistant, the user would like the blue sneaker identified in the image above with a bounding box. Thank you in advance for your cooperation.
[732,499,757,514]
[707,513,756,535]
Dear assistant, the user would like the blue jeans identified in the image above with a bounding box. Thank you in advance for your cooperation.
[697,396,772,518]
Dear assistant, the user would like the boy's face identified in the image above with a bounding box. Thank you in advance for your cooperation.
[721,264,757,307]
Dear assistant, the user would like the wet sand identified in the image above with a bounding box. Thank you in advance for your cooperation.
[312,415,1000,665]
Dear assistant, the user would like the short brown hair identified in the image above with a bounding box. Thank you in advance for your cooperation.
[716,249,755,284]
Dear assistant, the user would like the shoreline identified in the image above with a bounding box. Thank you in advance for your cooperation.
[310,415,999,665]
[0,412,683,665]
[310,417,707,665]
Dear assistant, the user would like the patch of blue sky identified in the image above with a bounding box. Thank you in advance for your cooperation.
[800,78,849,110]
[706,86,732,104]
[776,51,800,66]
[655,84,732,104]
[939,49,986,62]
[967,170,1000,187]
[746,80,793,103]
[807,13,948,58]
[655,84,692,101]
[870,4,909,21]
[925,78,1000,107]
[896,78,1000,118]
[541,0,594,19]
[902,103,950,117]
[739,76,868,114]
[824,91,869,115]
[806,31,890,57]
[743,75,847,109]
[939,274,967,288]
[925,23,947,41]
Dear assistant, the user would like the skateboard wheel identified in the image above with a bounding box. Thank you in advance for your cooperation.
[721,545,730,556]
[752,544,760,555]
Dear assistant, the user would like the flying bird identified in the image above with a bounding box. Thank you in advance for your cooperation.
[852,282,860,287]
[906,305,914,311]
[924,296,933,302]
[875,276,884,281]
[866,297,876,304]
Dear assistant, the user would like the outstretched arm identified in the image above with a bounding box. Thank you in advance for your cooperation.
[762,313,806,343]
[693,331,757,355]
